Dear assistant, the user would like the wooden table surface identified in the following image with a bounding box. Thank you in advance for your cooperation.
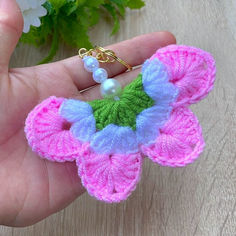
[1,0,236,235]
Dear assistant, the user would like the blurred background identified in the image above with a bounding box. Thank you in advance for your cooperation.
[2,0,236,235]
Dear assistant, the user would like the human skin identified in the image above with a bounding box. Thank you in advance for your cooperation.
[0,0,176,227]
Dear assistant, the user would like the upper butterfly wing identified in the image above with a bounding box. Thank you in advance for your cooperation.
[25,96,82,162]
[151,45,216,107]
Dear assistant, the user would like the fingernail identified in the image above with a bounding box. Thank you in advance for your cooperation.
[0,0,20,12]
[0,0,9,11]
[0,0,23,33]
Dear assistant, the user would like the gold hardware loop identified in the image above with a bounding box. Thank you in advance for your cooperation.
[78,46,132,71]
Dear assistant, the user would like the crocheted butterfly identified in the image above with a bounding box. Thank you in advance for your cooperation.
[25,45,216,203]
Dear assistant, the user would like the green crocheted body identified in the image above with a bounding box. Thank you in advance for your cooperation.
[88,74,154,131]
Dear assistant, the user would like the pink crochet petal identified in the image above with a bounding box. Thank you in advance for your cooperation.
[77,144,143,202]
[141,107,205,167]
[25,96,81,162]
[152,45,216,107]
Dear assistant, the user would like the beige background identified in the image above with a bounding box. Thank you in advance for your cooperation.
[1,0,236,235]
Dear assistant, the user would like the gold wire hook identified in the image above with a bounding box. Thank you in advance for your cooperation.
[78,46,133,71]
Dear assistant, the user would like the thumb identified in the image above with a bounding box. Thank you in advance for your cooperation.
[0,0,23,70]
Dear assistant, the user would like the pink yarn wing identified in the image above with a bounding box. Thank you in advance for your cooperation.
[141,107,205,167]
[77,144,143,202]
[25,96,81,162]
[152,45,216,107]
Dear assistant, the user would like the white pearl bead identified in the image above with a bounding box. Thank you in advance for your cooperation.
[83,56,99,72]
[100,79,122,99]
[93,68,108,83]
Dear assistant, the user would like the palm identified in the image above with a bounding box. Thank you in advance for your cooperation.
[0,0,175,227]
[0,63,85,226]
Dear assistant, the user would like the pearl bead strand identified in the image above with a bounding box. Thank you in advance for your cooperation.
[83,56,122,100]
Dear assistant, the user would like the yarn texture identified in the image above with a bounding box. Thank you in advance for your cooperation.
[25,97,81,162]
[89,74,154,131]
[59,99,96,142]
[77,143,143,203]
[58,58,177,155]
[25,45,216,203]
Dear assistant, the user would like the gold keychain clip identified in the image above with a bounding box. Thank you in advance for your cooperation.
[78,46,133,71]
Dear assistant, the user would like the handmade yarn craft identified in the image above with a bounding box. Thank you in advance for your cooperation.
[25,44,216,203]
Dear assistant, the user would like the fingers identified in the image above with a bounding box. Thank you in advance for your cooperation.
[60,31,176,90]
[0,0,23,71]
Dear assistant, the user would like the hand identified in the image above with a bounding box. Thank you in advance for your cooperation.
[0,0,176,227]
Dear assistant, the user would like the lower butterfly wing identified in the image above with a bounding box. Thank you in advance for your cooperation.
[141,107,204,167]
[77,144,143,203]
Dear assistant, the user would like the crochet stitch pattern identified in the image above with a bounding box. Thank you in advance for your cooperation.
[88,74,154,131]
[25,45,216,203]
